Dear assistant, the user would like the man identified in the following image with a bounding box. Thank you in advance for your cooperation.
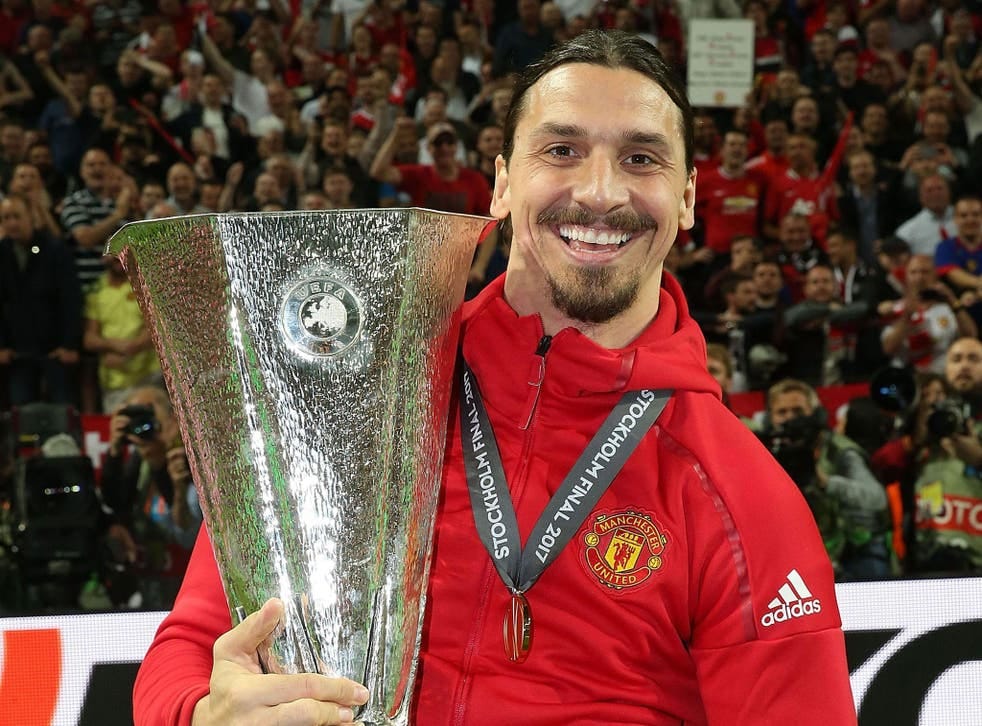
[895,173,955,256]
[825,45,885,115]
[134,32,856,725]
[695,129,763,254]
[0,193,82,405]
[371,119,491,217]
[880,254,976,373]
[164,163,208,216]
[760,379,891,579]
[60,148,137,292]
[775,212,829,303]
[836,150,896,264]
[913,336,982,571]
[83,254,161,413]
[933,196,982,330]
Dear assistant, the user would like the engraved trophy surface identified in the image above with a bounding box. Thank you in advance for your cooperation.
[107,209,489,725]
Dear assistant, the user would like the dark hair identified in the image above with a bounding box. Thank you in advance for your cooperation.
[501,30,694,172]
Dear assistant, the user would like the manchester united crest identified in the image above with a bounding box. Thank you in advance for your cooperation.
[281,276,362,357]
[582,509,668,592]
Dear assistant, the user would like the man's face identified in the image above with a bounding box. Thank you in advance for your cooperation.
[770,391,813,428]
[730,280,758,313]
[779,215,811,252]
[730,238,759,271]
[923,112,949,143]
[490,64,695,326]
[254,173,281,203]
[811,33,834,63]
[848,152,875,187]
[946,338,982,395]
[0,198,33,242]
[81,150,110,191]
[477,126,504,159]
[955,198,982,241]
[321,124,346,154]
[861,105,887,136]
[866,19,889,46]
[88,84,115,114]
[10,164,41,193]
[753,262,782,296]
[905,255,935,291]
[429,131,458,164]
[251,50,273,78]
[1,125,24,158]
[721,132,747,168]
[693,114,716,150]
[764,120,787,153]
[786,135,815,169]
[791,99,818,131]
[140,183,165,213]
[833,51,858,83]
[804,267,836,303]
[825,233,846,265]
[322,171,352,204]
[27,144,52,169]
[920,175,949,212]
[167,165,195,201]
[201,75,224,106]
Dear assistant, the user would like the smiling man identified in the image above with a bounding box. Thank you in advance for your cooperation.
[134,31,856,726]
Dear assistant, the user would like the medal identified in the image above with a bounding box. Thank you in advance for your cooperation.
[504,591,533,663]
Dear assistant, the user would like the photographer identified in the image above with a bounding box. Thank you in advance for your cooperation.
[912,337,982,572]
[762,379,892,579]
[100,385,201,607]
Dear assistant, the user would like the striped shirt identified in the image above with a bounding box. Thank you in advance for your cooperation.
[60,188,122,292]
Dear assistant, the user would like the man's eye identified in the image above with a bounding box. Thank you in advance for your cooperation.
[547,145,574,157]
[626,153,655,165]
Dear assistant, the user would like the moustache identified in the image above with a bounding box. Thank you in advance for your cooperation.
[537,207,657,234]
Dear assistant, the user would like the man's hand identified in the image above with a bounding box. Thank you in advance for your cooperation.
[192,599,369,726]
[49,347,80,365]
[0,348,12,365]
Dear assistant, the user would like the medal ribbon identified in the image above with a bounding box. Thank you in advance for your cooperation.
[461,362,671,595]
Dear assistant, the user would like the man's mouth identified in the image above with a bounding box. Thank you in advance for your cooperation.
[557,224,634,253]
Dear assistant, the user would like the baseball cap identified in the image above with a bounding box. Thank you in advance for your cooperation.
[426,122,457,145]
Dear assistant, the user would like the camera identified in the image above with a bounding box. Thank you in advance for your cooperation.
[758,413,825,487]
[117,404,159,440]
[926,399,972,439]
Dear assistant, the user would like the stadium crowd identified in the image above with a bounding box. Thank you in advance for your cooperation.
[1,0,981,611]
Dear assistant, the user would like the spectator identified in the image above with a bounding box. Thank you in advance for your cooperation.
[774,212,829,302]
[695,129,764,255]
[0,193,82,406]
[493,0,555,78]
[760,378,892,579]
[470,123,503,190]
[880,254,976,373]
[912,336,982,572]
[888,0,937,56]
[100,384,202,607]
[370,118,491,216]
[837,150,897,263]
[858,102,906,166]
[0,119,26,191]
[745,116,789,189]
[933,196,982,314]
[83,254,161,413]
[8,162,60,238]
[164,162,208,215]
[895,173,955,256]
[703,234,762,310]
[801,28,837,94]
[200,24,277,136]
[782,263,870,385]
[169,73,252,162]
[827,45,886,116]
[36,56,89,179]
[60,148,137,292]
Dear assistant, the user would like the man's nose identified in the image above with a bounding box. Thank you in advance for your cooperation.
[570,153,629,215]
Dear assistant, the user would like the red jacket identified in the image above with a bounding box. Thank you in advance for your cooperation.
[134,273,856,725]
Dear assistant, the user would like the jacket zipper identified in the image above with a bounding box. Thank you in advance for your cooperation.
[451,334,552,725]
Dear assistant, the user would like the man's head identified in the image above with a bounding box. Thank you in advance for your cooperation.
[0,194,35,243]
[492,30,696,329]
[320,120,348,155]
[80,148,111,193]
[321,166,354,206]
[790,96,819,133]
[810,29,836,65]
[477,124,504,161]
[722,273,758,314]
[919,173,950,215]
[720,129,748,171]
[847,150,876,189]
[767,378,819,428]
[426,121,459,168]
[860,103,888,140]
[253,172,281,205]
[692,110,717,154]
[166,162,197,206]
[763,118,788,154]
[779,213,812,253]
[140,182,166,215]
[9,163,42,195]
[954,196,982,245]
[825,231,856,268]
[729,235,760,272]
[945,337,982,396]
[922,110,950,145]
[786,133,817,173]
[265,153,294,191]
[803,263,837,304]
[706,343,733,393]
[833,45,858,85]
[753,260,783,299]
[0,121,25,160]
[904,253,937,292]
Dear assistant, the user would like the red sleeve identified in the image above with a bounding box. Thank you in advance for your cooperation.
[764,177,783,225]
[133,527,232,726]
[468,171,492,216]
[395,164,428,205]
[820,112,855,192]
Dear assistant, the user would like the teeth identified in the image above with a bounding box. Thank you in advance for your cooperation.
[558,225,631,246]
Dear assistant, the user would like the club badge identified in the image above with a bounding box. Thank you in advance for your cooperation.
[581,509,668,593]
[281,276,362,357]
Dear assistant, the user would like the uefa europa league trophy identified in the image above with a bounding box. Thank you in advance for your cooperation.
[107,209,489,725]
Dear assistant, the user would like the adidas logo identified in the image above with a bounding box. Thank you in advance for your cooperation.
[760,569,822,627]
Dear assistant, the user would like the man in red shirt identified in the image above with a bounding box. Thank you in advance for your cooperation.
[764,113,853,249]
[134,31,856,726]
[370,119,491,216]
[696,128,764,254]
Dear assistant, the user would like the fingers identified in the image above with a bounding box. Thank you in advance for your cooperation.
[214,597,285,666]
[265,698,365,725]
[255,673,369,709]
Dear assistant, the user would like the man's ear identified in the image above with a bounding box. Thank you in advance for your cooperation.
[489,154,510,220]
[678,168,696,230]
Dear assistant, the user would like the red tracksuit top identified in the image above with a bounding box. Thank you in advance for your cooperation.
[133,273,857,726]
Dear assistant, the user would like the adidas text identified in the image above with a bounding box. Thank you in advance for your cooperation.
[761,599,822,627]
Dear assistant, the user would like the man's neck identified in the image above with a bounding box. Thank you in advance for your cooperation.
[434,160,459,180]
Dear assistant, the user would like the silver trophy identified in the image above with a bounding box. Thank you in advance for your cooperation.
[107,209,489,725]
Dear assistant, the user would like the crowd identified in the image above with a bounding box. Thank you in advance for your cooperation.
[0,0,981,611]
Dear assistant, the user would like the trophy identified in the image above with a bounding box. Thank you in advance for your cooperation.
[107,209,489,725]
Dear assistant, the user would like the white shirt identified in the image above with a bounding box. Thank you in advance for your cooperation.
[232,71,270,136]
[895,206,956,257]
